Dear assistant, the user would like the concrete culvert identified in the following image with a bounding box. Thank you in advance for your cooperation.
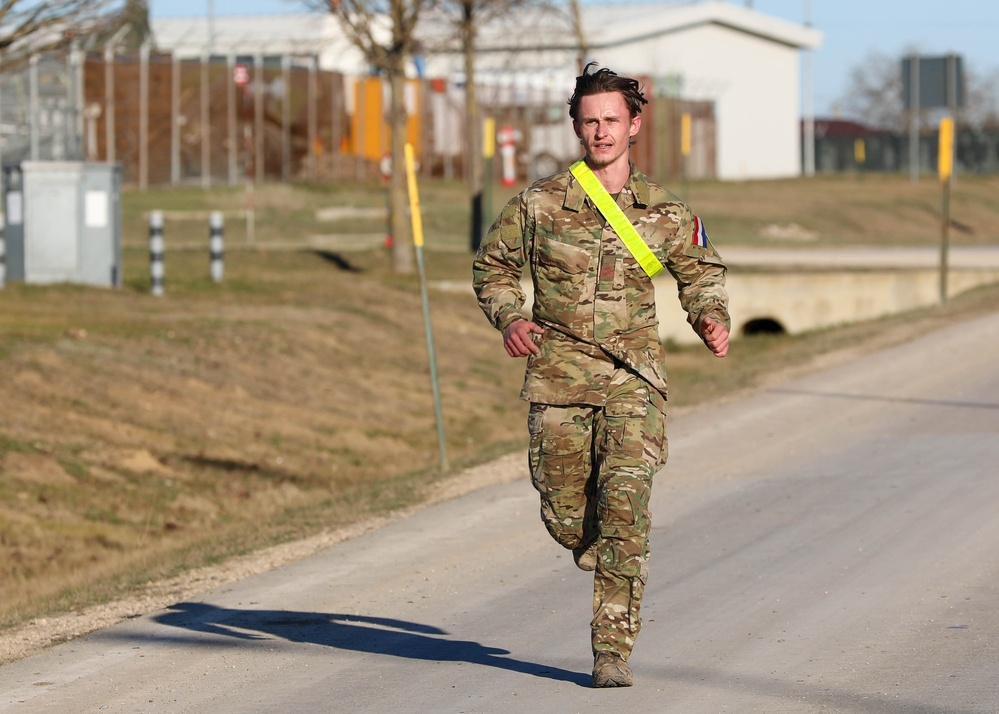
[743,317,786,336]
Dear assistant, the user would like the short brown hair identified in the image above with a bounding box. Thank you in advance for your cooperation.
[568,62,648,120]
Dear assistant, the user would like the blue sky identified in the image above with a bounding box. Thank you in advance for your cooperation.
[149,0,999,117]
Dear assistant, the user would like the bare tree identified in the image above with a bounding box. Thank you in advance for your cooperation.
[299,0,435,274]
[838,51,906,130]
[565,0,587,72]
[963,68,999,130]
[0,0,123,68]
[99,0,151,51]
[436,0,535,249]
[839,50,999,131]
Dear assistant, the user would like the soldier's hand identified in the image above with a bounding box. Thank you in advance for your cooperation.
[503,319,543,358]
[698,318,729,358]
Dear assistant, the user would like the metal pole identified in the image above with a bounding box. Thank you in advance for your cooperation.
[70,41,84,160]
[171,54,181,185]
[354,78,364,182]
[0,71,4,171]
[938,116,954,306]
[139,41,150,191]
[331,69,340,180]
[281,54,291,182]
[909,52,920,183]
[105,46,115,164]
[939,56,959,306]
[802,0,815,176]
[227,53,238,185]
[940,177,950,305]
[29,55,39,160]
[444,83,453,181]
[404,142,448,474]
[482,117,494,244]
[308,56,318,182]
[209,211,224,282]
[254,52,264,184]
[243,82,255,242]
[947,53,958,132]
[149,210,165,296]
[207,0,216,56]
[201,50,211,188]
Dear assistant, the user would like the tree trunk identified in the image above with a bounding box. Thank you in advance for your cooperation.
[463,15,484,251]
[387,66,414,274]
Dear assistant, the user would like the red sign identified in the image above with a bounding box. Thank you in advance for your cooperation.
[233,64,250,87]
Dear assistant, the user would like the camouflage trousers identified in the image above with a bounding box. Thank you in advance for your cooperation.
[527,369,668,660]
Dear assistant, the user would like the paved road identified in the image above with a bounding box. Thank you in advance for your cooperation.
[2,312,999,713]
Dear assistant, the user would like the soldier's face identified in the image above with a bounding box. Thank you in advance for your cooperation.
[573,92,641,169]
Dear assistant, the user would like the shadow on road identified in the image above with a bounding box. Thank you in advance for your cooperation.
[137,602,589,687]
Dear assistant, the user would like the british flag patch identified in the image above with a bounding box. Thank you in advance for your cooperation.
[692,216,710,248]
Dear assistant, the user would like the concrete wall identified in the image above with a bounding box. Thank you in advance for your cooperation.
[657,267,999,345]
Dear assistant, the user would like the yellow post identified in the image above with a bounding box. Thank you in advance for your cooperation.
[484,116,496,160]
[680,112,691,197]
[482,117,496,247]
[938,117,954,305]
[938,117,954,181]
[405,143,424,248]
[404,143,448,472]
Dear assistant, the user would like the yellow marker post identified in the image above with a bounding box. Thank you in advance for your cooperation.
[938,117,955,305]
[681,112,691,198]
[482,117,495,244]
[404,142,448,472]
[854,138,867,181]
[938,117,954,181]
[484,116,496,159]
[681,112,691,157]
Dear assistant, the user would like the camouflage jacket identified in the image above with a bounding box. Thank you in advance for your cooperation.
[472,163,729,409]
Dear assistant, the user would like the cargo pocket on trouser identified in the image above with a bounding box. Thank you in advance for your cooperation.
[597,390,655,575]
[528,403,593,551]
[647,404,668,472]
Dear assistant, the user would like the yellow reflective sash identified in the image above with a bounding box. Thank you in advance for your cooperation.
[569,159,664,279]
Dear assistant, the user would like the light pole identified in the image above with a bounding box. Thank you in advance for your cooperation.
[803,0,816,176]
[208,0,216,56]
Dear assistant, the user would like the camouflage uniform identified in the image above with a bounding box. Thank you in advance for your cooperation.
[472,163,729,661]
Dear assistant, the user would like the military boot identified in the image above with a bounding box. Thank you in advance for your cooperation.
[592,651,633,687]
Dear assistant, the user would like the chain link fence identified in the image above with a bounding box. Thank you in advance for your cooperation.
[2,49,721,193]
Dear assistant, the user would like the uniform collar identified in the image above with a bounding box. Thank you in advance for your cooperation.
[563,161,650,212]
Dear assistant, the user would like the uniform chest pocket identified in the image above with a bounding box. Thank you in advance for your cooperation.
[531,237,593,329]
[535,238,591,277]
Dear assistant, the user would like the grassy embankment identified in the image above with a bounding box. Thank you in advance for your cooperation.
[1,173,998,630]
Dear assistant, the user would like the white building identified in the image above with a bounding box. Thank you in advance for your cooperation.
[152,1,821,181]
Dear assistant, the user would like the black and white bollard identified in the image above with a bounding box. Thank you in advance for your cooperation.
[149,210,164,296]
[0,233,6,288]
[209,211,224,283]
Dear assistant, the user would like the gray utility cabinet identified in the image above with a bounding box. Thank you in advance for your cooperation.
[2,161,121,287]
